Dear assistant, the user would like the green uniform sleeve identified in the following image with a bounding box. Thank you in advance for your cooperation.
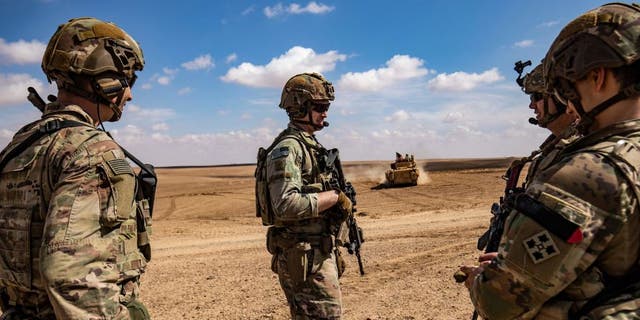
[470,152,638,319]
[266,138,319,222]
[40,137,132,320]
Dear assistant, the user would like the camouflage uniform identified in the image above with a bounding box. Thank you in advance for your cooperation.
[470,120,640,319]
[469,3,640,319]
[0,17,150,320]
[266,124,342,319]
[523,127,579,189]
[0,102,148,319]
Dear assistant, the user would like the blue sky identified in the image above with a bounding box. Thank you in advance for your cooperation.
[0,0,604,166]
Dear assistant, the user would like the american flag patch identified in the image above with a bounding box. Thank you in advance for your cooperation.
[107,158,133,175]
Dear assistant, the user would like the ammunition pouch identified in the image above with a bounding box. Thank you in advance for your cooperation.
[335,248,345,278]
[285,242,314,285]
[266,227,280,255]
[267,227,333,254]
[135,163,156,262]
[126,299,151,320]
[0,288,8,312]
[136,198,152,261]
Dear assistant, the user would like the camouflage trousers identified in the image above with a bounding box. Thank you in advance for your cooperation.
[0,279,150,320]
[274,242,342,319]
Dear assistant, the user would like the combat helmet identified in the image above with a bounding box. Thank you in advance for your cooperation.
[42,17,144,121]
[543,2,640,133]
[521,63,567,127]
[280,73,334,118]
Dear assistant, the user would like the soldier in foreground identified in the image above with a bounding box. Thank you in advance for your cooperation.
[255,73,354,319]
[0,17,153,319]
[460,3,640,318]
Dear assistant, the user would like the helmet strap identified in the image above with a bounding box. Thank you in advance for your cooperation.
[575,83,640,134]
[290,104,324,130]
[537,96,566,127]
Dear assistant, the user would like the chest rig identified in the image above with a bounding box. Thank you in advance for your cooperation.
[255,127,331,226]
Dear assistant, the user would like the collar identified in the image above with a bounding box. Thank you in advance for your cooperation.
[43,102,95,126]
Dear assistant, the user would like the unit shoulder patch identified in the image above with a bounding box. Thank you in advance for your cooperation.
[270,146,290,160]
[523,230,559,264]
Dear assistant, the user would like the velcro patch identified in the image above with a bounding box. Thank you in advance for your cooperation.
[271,147,290,160]
[107,158,133,175]
[523,230,559,264]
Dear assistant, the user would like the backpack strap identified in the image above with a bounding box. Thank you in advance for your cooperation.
[0,119,87,173]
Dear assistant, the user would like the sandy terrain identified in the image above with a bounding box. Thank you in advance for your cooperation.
[141,158,520,320]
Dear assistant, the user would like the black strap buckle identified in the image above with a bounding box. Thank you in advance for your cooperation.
[40,119,61,133]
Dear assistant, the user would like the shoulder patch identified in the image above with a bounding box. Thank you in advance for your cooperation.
[107,158,133,175]
[271,146,290,160]
[523,230,559,264]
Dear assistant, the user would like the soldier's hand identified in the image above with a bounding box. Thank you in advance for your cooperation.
[335,190,353,219]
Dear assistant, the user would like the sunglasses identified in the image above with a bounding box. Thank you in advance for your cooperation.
[312,103,330,113]
[530,92,544,103]
[125,73,137,89]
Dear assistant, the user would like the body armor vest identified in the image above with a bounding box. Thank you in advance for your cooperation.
[0,112,150,310]
[255,127,332,226]
[0,119,52,307]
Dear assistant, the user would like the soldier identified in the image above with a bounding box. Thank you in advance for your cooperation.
[460,3,640,319]
[0,17,152,319]
[521,62,578,187]
[256,73,353,319]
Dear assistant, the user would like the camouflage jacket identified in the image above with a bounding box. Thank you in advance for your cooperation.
[470,119,640,319]
[0,102,146,319]
[523,126,580,189]
[266,124,332,233]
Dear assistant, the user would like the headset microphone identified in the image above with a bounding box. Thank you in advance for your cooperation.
[323,121,329,127]
[528,117,539,125]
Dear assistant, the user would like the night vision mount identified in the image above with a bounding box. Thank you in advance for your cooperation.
[514,60,532,88]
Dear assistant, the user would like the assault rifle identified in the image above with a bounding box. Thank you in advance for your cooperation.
[321,148,365,276]
[477,159,526,253]
[461,158,528,320]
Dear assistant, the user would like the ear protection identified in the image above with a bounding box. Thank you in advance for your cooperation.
[94,77,128,100]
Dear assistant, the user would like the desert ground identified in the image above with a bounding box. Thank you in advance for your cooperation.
[142,158,521,320]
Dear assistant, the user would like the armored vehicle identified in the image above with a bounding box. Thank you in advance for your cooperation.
[385,153,419,186]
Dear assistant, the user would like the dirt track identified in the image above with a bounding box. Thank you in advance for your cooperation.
[143,159,516,319]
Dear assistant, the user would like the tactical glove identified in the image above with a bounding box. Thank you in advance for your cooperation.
[335,190,353,220]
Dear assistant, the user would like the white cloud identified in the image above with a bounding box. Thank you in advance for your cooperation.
[338,55,429,92]
[264,3,285,18]
[152,122,169,131]
[264,2,334,18]
[539,21,559,28]
[126,103,175,120]
[0,73,45,106]
[152,68,179,86]
[163,67,179,75]
[241,112,252,120]
[514,40,534,48]
[141,83,152,90]
[289,2,334,14]
[242,5,255,15]
[427,68,503,92]
[0,129,13,138]
[443,111,464,123]
[384,110,411,122]
[178,87,192,95]
[0,38,47,65]
[221,46,346,88]
[182,54,214,71]
[226,53,238,64]
[157,76,171,85]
